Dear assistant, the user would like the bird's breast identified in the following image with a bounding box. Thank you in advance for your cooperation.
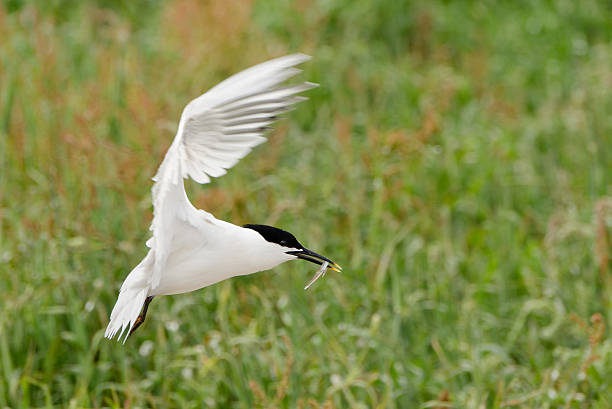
[151,248,249,296]
[150,229,287,296]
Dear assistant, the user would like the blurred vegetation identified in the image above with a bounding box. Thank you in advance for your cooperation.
[2,0,612,407]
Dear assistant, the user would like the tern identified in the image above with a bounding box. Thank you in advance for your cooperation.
[104,54,341,342]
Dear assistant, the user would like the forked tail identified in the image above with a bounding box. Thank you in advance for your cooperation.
[105,255,152,343]
[104,287,148,342]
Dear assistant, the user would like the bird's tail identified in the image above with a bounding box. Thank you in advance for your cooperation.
[105,256,152,343]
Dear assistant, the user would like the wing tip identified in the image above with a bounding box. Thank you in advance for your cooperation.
[292,53,312,63]
[264,53,312,71]
[281,53,312,64]
[303,81,319,90]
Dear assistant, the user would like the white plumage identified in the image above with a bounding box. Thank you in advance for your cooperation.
[104,54,324,342]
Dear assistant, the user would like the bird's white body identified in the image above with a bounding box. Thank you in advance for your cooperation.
[105,54,316,342]
[120,216,296,299]
[152,217,296,296]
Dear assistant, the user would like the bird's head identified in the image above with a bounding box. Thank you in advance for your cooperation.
[243,224,342,273]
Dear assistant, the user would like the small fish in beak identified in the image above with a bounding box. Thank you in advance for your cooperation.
[286,248,342,289]
[304,261,329,290]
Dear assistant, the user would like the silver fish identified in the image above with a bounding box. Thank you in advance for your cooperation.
[304,261,329,290]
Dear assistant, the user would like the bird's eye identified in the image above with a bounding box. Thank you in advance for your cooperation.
[280,240,287,246]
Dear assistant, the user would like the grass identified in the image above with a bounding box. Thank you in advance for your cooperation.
[2,0,612,407]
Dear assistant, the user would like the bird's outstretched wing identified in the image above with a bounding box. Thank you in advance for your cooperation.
[148,54,316,288]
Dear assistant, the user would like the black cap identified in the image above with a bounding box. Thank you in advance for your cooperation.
[243,224,304,249]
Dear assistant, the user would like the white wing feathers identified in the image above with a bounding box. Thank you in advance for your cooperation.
[148,54,316,288]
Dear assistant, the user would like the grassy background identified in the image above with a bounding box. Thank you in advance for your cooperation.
[2,0,612,407]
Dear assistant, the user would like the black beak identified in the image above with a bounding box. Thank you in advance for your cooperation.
[286,248,342,272]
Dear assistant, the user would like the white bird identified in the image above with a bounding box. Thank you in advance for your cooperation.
[105,54,342,342]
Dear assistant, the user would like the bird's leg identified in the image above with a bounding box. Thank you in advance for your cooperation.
[129,296,154,336]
